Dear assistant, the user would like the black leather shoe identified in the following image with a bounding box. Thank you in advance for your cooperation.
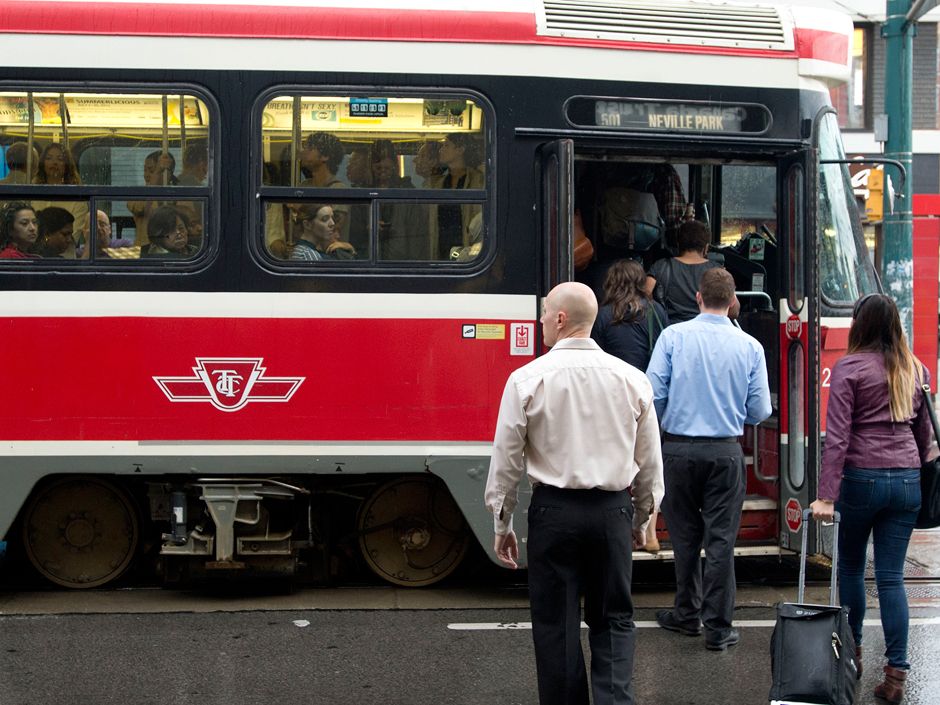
[656,610,703,636]
[705,628,740,651]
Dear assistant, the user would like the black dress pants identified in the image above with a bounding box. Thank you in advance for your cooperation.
[527,485,636,705]
[660,438,745,638]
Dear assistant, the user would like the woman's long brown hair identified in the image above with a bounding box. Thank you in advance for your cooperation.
[602,259,649,324]
[847,293,922,421]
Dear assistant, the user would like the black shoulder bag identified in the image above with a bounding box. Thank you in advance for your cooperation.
[916,383,940,529]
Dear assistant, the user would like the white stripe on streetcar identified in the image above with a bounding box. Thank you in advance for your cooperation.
[0,440,494,457]
[1,35,799,88]
[0,291,536,320]
[448,617,940,630]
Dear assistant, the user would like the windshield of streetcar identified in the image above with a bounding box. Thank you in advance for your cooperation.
[818,112,879,305]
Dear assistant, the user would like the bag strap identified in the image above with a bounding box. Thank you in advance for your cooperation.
[922,384,940,445]
[645,302,665,350]
[649,302,664,333]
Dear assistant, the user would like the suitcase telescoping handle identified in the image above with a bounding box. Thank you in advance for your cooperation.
[797,507,841,606]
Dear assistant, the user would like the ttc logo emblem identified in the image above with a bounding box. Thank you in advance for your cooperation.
[153,358,304,412]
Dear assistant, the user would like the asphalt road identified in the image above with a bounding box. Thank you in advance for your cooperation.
[2,605,940,705]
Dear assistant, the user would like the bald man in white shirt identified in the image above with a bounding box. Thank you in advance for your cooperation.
[485,281,664,705]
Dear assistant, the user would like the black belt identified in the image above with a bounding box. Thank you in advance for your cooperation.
[663,432,739,443]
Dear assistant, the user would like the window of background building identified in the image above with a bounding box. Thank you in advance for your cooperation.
[830,27,870,130]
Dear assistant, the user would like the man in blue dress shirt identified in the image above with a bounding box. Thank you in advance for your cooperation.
[646,267,772,651]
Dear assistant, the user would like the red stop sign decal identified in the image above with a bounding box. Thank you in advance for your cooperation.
[785,315,802,339]
[785,498,803,533]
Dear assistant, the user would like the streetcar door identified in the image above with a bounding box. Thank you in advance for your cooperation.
[539,139,575,296]
[776,146,820,554]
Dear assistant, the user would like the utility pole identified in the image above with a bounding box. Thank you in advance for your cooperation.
[880,0,938,339]
[880,0,915,339]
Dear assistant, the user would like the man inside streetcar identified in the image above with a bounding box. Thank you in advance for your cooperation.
[177,142,208,186]
[128,150,177,246]
[413,139,443,188]
[299,132,346,189]
[372,139,428,260]
[296,132,350,242]
[0,142,40,184]
[343,145,373,255]
[346,145,372,188]
[173,143,208,249]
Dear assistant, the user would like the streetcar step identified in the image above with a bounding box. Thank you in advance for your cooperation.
[633,545,785,561]
[742,497,777,512]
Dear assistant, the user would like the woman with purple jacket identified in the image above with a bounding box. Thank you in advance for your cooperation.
[810,293,932,704]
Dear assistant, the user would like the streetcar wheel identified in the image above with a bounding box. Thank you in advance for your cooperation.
[22,478,140,589]
[357,477,470,587]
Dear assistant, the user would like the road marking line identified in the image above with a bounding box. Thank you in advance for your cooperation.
[448,617,940,631]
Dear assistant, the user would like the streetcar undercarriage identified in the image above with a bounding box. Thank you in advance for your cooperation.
[18,474,472,590]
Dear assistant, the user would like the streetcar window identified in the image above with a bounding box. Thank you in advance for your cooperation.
[719,165,775,246]
[257,93,487,265]
[817,113,878,305]
[0,90,213,266]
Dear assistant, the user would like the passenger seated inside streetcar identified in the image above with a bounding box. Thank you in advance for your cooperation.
[141,205,198,259]
[35,206,76,258]
[449,211,483,262]
[287,203,355,262]
[86,209,113,256]
[84,209,135,260]
[0,201,40,259]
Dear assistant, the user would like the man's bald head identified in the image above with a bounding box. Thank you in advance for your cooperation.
[541,282,598,346]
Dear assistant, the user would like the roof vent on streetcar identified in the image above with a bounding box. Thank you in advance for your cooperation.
[538,1,792,51]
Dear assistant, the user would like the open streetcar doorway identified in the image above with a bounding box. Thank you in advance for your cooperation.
[539,139,801,558]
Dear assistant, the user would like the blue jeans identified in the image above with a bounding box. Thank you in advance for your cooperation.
[836,467,921,670]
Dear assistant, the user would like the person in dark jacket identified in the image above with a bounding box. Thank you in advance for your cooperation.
[592,258,669,371]
[592,258,668,553]
[811,293,933,704]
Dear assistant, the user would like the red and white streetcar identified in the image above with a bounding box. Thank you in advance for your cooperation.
[0,0,885,588]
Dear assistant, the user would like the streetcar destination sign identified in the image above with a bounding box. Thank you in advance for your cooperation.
[566,97,771,134]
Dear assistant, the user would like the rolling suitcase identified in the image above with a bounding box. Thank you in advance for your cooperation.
[769,509,858,705]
